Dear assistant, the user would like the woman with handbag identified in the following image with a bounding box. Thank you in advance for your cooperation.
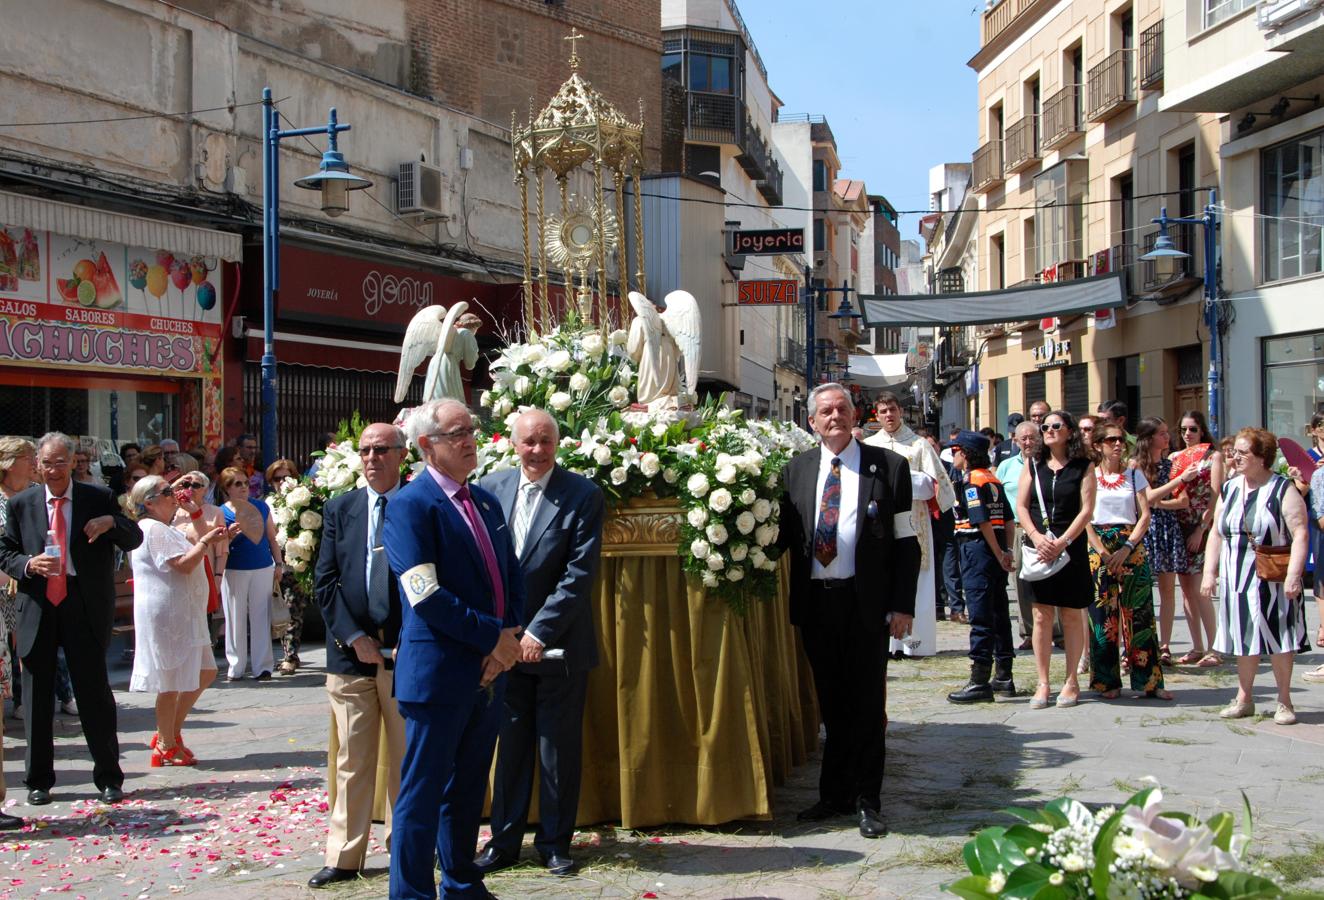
[1015,410,1096,709]
[1085,423,1172,700]
[1201,428,1309,725]
[1133,418,1187,667]
[1169,411,1224,667]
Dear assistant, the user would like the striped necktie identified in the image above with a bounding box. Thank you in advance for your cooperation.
[513,482,539,557]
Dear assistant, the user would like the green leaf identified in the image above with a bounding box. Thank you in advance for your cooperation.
[943,874,997,899]
[1002,862,1065,899]
[1046,798,1094,829]
[1198,870,1290,899]
[1091,807,1126,898]
[1207,811,1234,852]
[1002,806,1054,827]
[962,838,985,876]
[1240,789,1255,847]
[972,829,1007,877]
[1003,824,1049,858]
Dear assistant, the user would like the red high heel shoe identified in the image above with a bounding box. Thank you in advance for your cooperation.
[150,745,193,767]
[150,733,197,765]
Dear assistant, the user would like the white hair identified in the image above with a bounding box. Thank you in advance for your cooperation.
[808,383,853,418]
[1015,421,1040,439]
[403,399,471,449]
[36,432,75,458]
[511,408,559,443]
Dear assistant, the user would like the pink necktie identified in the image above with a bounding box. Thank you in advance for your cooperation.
[47,498,67,606]
[455,485,505,620]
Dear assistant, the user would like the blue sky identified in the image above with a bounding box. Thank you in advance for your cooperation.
[741,0,981,230]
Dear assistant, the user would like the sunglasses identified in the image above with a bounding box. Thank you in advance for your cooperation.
[1101,435,1126,445]
[1040,422,1066,433]
[1181,425,1201,433]
[358,444,403,457]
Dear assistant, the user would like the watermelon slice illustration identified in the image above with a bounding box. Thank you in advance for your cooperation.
[92,251,122,309]
[56,278,80,303]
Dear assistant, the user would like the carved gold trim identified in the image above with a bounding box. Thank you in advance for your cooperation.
[601,495,683,557]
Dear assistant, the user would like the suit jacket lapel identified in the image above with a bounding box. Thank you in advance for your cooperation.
[857,446,877,520]
[423,473,485,575]
[520,468,562,563]
[343,489,369,587]
[499,471,519,525]
[800,449,822,542]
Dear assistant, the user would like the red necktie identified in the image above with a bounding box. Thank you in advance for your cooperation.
[47,497,67,606]
[455,485,505,620]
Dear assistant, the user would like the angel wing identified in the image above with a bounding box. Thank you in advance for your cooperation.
[627,290,656,321]
[423,301,469,399]
[394,305,447,403]
[659,290,702,397]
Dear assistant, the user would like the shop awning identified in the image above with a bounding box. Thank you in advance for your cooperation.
[859,272,1126,327]
[847,353,910,387]
[0,190,242,261]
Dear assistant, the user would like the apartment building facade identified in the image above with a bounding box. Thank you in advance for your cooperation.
[967,0,1219,429]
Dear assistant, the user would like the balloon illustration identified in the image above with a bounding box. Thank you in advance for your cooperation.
[169,260,191,292]
[146,264,168,303]
[189,255,209,285]
[196,281,216,311]
[129,259,148,291]
[155,250,175,272]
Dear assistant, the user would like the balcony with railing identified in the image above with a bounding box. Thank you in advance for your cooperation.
[1087,49,1136,122]
[936,325,977,379]
[737,113,773,180]
[685,91,746,145]
[1139,22,1164,89]
[1005,116,1041,172]
[972,140,1005,192]
[757,158,784,205]
[1041,84,1084,151]
[778,338,806,372]
[981,0,1042,47]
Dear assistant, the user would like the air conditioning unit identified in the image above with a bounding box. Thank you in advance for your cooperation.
[396,161,448,219]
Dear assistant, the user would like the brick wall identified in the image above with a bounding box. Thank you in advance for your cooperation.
[407,0,662,170]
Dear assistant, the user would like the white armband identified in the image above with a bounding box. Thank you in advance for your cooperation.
[400,563,439,608]
[893,511,917,539]
[910,472,936,501]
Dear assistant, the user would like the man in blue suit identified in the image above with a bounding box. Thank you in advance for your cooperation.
[475,409,604,878]
[386,399,525,900]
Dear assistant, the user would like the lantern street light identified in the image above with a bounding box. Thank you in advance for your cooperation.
[261,87,372,466]
[1139,191,1221,436]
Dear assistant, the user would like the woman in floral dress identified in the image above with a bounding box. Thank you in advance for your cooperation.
[1170,411,1223,666]
[1134,418,1187,667]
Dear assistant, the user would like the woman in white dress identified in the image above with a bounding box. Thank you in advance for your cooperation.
[128,476,234,766]
[1201,428,1309,726]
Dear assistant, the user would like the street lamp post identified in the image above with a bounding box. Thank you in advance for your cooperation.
[260,87,372,467]
[1139,191,1221,437]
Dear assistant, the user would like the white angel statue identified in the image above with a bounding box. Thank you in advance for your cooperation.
[626,290,701,411]
[393,300,473,403]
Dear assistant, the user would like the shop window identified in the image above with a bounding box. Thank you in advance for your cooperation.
[1034,158,1088,272]
[1024,371,1046,410]
[1261,128,1324,283]
[0,385,176,451]
[1263,331,1324,438]
[1063,363,1089,416]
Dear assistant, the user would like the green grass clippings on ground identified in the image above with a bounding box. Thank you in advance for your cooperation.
[1261,841,1324,884]
[1148,735,1207,746]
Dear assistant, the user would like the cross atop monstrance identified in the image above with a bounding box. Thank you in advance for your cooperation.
[511,30,646,333]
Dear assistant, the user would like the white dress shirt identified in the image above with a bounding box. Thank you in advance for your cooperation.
[44,481,76,577]
[811,438,860,580]
[515,466,556,538]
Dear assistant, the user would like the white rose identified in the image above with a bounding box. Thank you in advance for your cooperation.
[617,366,633,386]
[608,385,630,408]
[690,538,711,559]
[581,333,605,356]
[735,511,756,535]
[569,372,590,393]
[705,523,728,545]
[729,543,748,562]
[288,558,308,573]
[701,570,719,588]
[662,467,678,484]
[593,446,613,466]
[274,530,289,547]
[329,468,355,490]
[513,375,532,397]
[651,422,668,439]
[706,554,725,571]
[298,510,322,531]
[765,473,779,489]
[687,506,708,528]
[771,500,780,517]
[547,350,573,372]
[549,391,573,412]
[726,567,745,582]
[635,452,658,478]
[716,453,732,469]
[759,557,778,571]
[716,465,738,484]
[524,344,547,365]
[739,488,757,506]
[687,473,710,497]
[709,488,732,513]
[286,486,311,510]
[610,467,628,485]
[609,329,628,346]
[752,498,772,522]
[505,411,522,431]
[495,437,512,454]
[294,530,316,552]
[479,390,492,408]
[754,524,774,547]
[493,397,514,418]
[750,548,767,568]
[270,504,291,527]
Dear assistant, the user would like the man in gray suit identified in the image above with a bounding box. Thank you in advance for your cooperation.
[474,408,604,877]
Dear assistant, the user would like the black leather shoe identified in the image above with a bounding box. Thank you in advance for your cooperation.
[26,789,50,806]
[100,786,124,804]
[796,799,851,822]
[308,866,359,888]
[857,804,888,838]
[473,846,518,875]
[0,812,23,830]
[540,852,577,876]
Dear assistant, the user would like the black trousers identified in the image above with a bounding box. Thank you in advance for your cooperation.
[487,666,589,859]
[799,579,888,812]
[22,579,123,792]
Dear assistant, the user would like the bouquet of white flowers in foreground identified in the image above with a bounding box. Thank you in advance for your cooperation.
[946,784,1288,899]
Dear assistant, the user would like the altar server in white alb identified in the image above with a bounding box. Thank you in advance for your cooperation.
[866,392,956,657]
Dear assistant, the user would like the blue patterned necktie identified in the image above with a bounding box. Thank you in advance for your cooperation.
[814,457,842,566]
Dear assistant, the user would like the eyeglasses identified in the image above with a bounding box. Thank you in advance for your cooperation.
[1101,435,1126,445]
[226,481,248,489]
[1227,448,1249,458]
[359,444,404,457]
[428,427,477,443]
[1040,422,1065,433]
[1181,425,1201,433]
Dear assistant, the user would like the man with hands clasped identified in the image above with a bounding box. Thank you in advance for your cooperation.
[386,400,525,900]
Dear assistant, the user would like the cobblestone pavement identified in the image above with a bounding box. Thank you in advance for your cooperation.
[3,598,1324,899]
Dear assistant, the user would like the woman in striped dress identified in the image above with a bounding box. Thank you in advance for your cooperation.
[1201,428,1310,725]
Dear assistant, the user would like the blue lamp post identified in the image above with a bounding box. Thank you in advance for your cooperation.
[1139,191,1221,437]
[261,87,372,466]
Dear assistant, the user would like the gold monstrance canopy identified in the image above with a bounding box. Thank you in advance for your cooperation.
[512,30,646,332]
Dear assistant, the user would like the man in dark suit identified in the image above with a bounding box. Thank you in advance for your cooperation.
[777,384,920,839]
[0,432,141,805]
[475,409,604,878]
[385,399,525,900]
[308,422,408,888]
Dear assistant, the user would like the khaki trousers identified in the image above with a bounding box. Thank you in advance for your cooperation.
[325,667,406,870]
